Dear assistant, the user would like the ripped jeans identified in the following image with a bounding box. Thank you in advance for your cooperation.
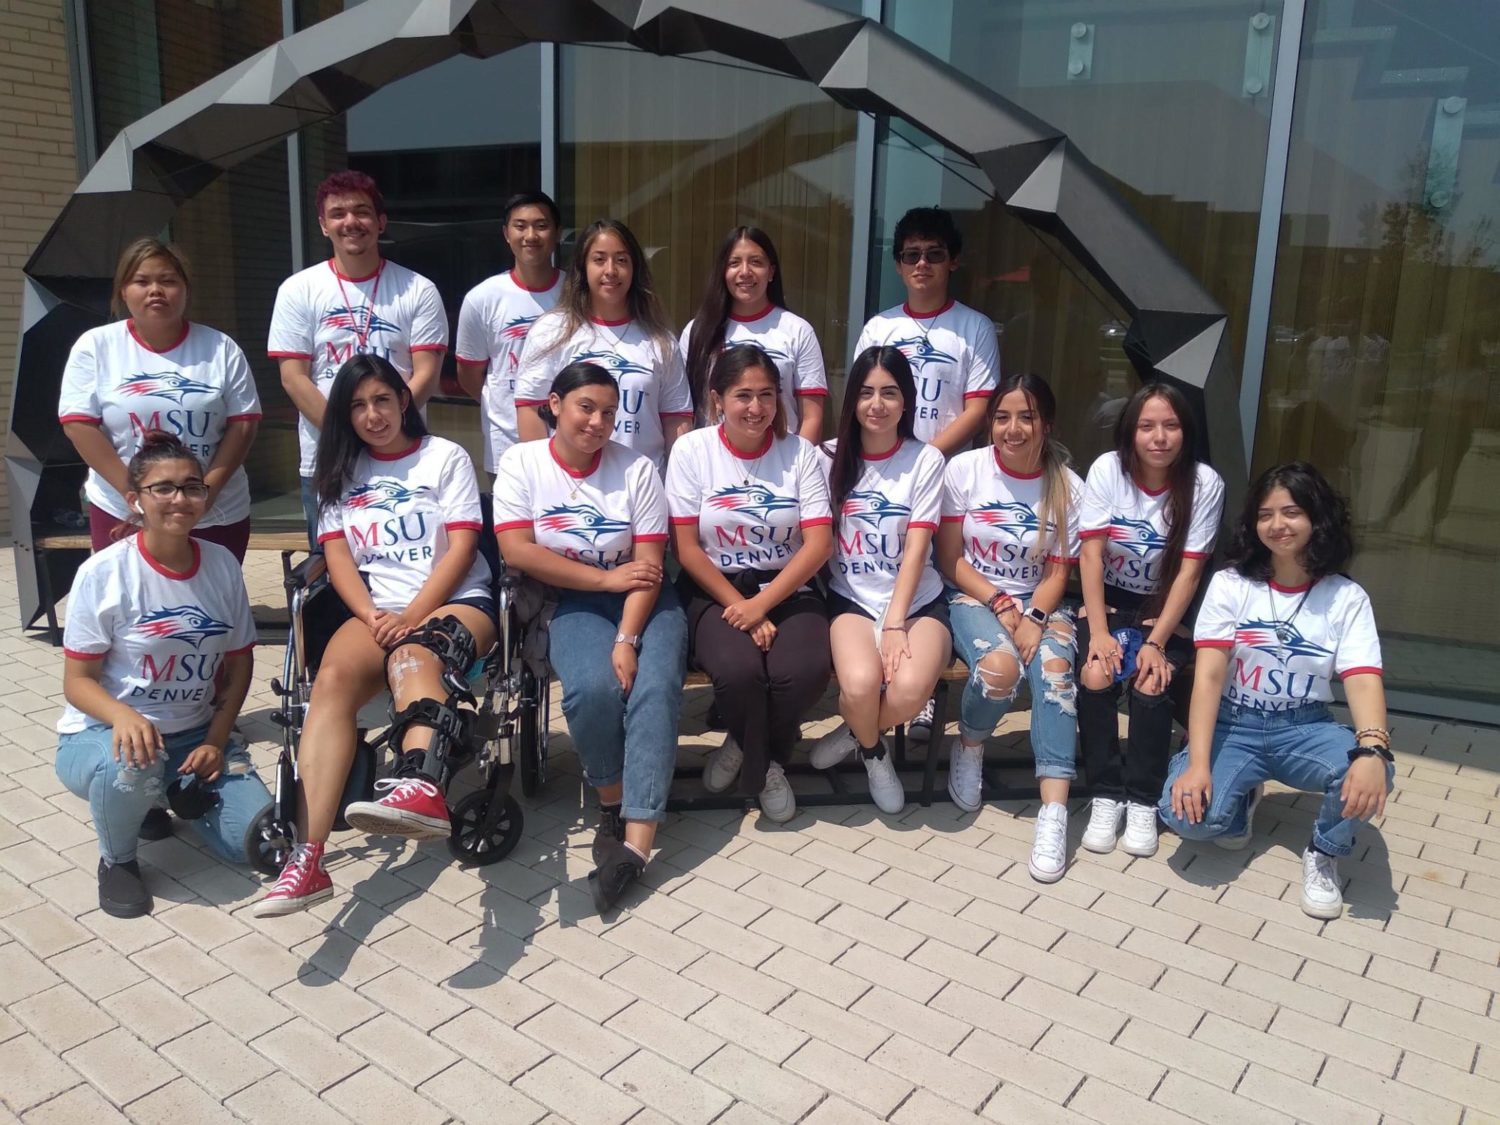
[946,589,1078,779]
[56,722,273,865]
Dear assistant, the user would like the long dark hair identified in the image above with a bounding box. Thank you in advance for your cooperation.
[1116,381,1199,615]
[825,346,917,517]
[685,227,788,418]
[542,218,675,360]
[709,344,785,439]
[990,373,1073,562]
[537,361,619,428]
[313,355,427,510]
[1227,461,1353,582]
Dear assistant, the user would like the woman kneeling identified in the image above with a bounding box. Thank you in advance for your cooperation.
[1163,462,1392,920]
[57,432,271,918]
[255,355,495,916]
[496,363,687,914]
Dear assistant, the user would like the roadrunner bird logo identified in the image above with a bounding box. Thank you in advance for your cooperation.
[890,335,958,370]
[537,504,632,545]
[972,501,1040,539]
[345,480,427,513]
[707,483,799,522]
[133,606,231,649]
[118,372,217,404]
[842,490,910,529]
[1234,620,1334,663]
[1107,516,1168,557]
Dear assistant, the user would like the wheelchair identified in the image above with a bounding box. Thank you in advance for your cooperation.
[248,548,553,877]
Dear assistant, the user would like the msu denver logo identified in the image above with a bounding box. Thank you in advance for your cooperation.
[119,372,216,404]
[842,491,909,529]
[501,315,539,342]
[890,335,957,371]
[537,504,631,545]
[345,480,427,513]
[1234,620,1334,664]
[573,349,654,380]
[322,306,401,337]
[1108,516,1168,557]
[133,607,231,649]
[972,501,1039,539]
[708,484,797,522]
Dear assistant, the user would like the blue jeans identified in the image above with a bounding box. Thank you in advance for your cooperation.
[56,723,273,865]
[946,588,1078,779]
[1158,701,1395,857]
[547,584,688,822]
[300,475,319,550]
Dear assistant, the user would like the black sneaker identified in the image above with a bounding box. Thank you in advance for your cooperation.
[588,836,646,915]
[907,696,937,742]
[592,805,625,867]
[138,807,172,841]
[98,858,152,918]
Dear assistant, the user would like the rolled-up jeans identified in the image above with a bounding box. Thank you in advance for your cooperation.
[547,583,688,822]
[946,588,1078,780]
[56,722,273,865]
[1158,700,1395,858]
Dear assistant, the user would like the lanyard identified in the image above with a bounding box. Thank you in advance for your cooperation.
[330,259,385,354]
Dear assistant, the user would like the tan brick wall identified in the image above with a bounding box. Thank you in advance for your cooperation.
[0,0,78,537]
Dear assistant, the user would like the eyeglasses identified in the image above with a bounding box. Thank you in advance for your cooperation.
[897,247,950,265]
[139,482,210,501]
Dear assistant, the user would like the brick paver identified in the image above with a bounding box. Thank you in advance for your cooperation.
[1,550,1498,1123]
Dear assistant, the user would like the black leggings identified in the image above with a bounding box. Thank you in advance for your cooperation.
[1075,610,1191,805]
[684,579,831,796]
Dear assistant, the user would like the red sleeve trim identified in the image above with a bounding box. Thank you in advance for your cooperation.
[909,521,938,531]
[225,643,256,657]
[226,413,263,423]
[1045,555,1078,565]
[940,515,964,524]
[58,414,102,424]
[409,344,448,353]
[514,398,547,408]
[670,516,700,525]
[800,517,834,529]
[494,519,532,533]
[659,411,695,419]
[455,354,489,365]
[634,533,669,543]
[1196,640,1234,649]
[63,647,107,661]
[1078,528,1110,540]
[1339,666,1384,678]
[1182,550,1212,560]
[268,351,313,360]
[316,530,345,545]
[445,521,482,532]
[962,390,992,400]
[794,388,829,398]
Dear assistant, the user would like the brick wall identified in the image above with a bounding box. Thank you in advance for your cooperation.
[0,0,78,537]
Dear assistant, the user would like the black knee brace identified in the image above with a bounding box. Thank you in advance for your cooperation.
[386,616,478,786]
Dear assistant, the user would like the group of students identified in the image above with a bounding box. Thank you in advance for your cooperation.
[53,170,1394,925]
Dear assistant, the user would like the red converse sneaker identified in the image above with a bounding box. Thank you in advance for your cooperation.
[253,842,332,917]
[343,778,451,840]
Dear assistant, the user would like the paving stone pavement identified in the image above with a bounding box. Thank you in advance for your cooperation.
[2,549,1499,1124]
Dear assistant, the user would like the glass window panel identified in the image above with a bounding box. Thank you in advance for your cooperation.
[1255,0,1500,708]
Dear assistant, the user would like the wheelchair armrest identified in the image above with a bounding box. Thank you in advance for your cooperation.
[284,550,328,599]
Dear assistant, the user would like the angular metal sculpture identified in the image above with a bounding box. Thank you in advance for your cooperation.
[8,0,1244,630]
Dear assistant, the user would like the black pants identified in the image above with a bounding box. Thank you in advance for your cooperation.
[683,576,831,796]
[1075,609,1191,805]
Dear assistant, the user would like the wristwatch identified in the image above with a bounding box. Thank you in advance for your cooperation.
[614,632,642,651]
[1024,606,1048,627]
[1348,744,1394,764]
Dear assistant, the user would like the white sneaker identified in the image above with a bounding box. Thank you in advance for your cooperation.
[810,723,858,769]
[1121,802,1160,857]
[946,740,984,813]
[1029,803,1068,883]
[758,762,796,823]
[1300,847,1343,919]
[1081,798,1124,853]
[862,747,905,814]
[1214,785,1264,851]
[907,696,937,742]
[703,736,743,794]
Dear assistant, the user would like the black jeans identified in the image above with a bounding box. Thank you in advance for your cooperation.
[681,571,831,796]
[1075,608,1191,805]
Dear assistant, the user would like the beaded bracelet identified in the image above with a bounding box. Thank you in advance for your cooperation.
[1353,726,1392,745]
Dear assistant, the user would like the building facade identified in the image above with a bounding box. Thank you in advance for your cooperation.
[5,0,1498,721]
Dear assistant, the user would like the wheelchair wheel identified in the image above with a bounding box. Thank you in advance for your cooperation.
[248,806,292,878]
[446,790,523,866]
[518,667,546,798]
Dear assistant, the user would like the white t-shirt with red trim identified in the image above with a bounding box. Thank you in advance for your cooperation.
[941,448,1084,597]
[679,305,828,428]
[58,320,262,526]
[493,438,666,570]
[1195,570,1382,711]
[268,259,449,476]
[455,269,563,473]
[513,314,693,473]
[315,436,490,612]
[665,426,831,574]
[818,438,945,620]
[1078,452,1225,599]
[58,534,256,735]
[853,299,1000,446]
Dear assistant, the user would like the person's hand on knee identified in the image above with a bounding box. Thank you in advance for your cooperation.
[1340,754,1388,820]
[112,711,163,769]
[1170,760,1212,824]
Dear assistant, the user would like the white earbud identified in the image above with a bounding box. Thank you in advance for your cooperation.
[130,501,143,515]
